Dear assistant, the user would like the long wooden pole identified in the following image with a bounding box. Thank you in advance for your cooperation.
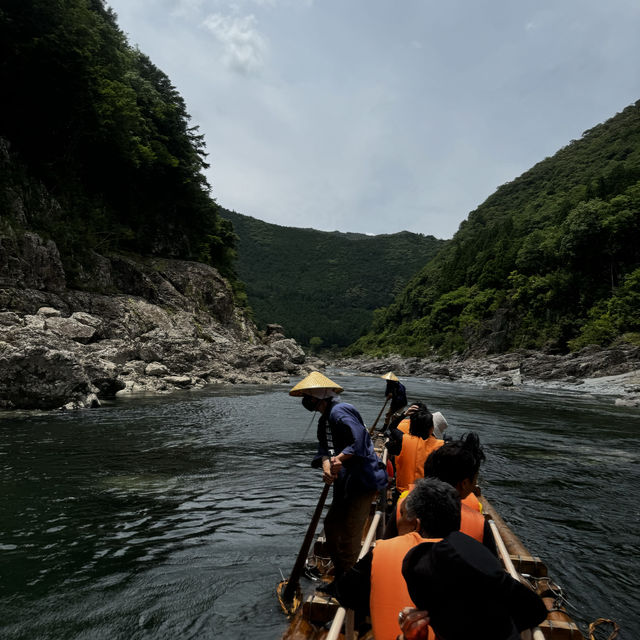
[280,482,331,605]
[368,397,390,435]
[489,520,546,640]
[325,509,382,640]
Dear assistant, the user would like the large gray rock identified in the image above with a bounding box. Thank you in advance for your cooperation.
[0,230,309,410]
[0,341,96,410]
[0,231,66,292]
[270,338,306,364]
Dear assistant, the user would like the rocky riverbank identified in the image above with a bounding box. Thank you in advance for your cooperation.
[0,232,315,410]
[332,346,640,407]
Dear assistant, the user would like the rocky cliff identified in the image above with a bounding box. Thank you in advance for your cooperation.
[0,229,310,410]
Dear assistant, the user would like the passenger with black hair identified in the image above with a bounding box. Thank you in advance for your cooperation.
[385,433,497,556]
[386,407,444,494]
[328,478,460,640]
[386,400,427,433]
[422,432,497,555]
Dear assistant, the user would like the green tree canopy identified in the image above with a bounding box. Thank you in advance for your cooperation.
[348,101,640,357]
[0,0,235,281]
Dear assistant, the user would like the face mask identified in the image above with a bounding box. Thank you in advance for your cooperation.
[302,395,320,412]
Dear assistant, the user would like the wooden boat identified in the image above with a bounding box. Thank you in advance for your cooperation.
[277,435,595,640]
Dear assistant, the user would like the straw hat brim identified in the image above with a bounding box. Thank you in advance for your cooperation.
[289,371,344,396]
[381,371,399,382]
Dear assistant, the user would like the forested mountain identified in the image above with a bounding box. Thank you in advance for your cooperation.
[348,101,640,357]
[0,0,236,284]
[221,210,445,348]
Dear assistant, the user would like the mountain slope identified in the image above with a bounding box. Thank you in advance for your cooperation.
[221,210,445,348]
[348,100,640,357]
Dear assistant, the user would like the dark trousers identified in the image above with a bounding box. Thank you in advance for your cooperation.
[324,488,377,577]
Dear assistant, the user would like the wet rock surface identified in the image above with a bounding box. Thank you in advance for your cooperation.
[0,237,311,410]
[334,345,640,407]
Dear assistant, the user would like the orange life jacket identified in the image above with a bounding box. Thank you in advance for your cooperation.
[396,488,485,543]
[395,435,444,493]
[462,492,483,513]
[370,531,440,640]
[460,502,485,543]
[398,417,411,434]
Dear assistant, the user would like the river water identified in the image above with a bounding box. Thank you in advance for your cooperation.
[0,372,638,640]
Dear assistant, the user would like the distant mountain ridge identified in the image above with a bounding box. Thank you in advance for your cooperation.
[221,209,446,348]
[348,100,640,357]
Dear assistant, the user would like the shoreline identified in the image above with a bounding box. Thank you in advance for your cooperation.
[330,347,640,407]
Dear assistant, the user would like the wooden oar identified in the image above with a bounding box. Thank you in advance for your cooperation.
[277,482,331,614]
[368,397,390,435]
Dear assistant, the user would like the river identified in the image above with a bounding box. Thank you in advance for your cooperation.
[0,372,638,639]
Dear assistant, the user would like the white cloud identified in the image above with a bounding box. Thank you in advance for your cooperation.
[106,0,640,238]
[201,13,268,73]
[171,0,204,18]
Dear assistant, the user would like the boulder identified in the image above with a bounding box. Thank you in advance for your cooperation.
[270,338,306,364]
[45,316,97,344]
[0,342,95,410]
[145,362,169,377]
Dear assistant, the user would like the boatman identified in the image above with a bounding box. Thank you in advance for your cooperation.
[381,372,407,430]
[290,371,388,583]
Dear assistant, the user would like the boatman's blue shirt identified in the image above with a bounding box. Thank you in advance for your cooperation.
[313,401,388,496]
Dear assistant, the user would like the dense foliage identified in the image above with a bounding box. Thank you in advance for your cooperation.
[222,209,445,348]
[348,101,640,357]
[0,0,235,281]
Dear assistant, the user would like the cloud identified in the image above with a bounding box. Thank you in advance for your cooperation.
[201,13,268,74]
[171,0,204,18]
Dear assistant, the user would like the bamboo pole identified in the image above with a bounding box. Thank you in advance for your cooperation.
[368,397,390,435]
[279,483,331,608]
[489,520,546,640]
[325,510,382,640]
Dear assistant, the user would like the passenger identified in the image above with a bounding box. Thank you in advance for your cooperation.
[423,432,497,554]
[381,372,407,429]
[431,411,450,441]
[400,531,548,640]
[389,401,427,434]
[462,490,483,513]
[328,478,461,640]
[385,433,496,556]
[386,407,444,494]
[289,371,387,582]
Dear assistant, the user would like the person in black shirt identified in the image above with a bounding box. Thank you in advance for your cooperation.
[381,371,407,429]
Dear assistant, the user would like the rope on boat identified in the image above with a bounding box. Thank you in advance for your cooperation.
[522,575,570,613]
[588,617,620,640]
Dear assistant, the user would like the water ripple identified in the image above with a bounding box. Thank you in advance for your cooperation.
[1,377,639,639]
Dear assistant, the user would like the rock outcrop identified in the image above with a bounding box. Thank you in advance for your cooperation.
[0,234,309,410]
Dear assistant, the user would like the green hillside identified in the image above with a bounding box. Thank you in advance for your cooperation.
[221,210,445,348]
[0,0,236,283]
[348,101,640,357]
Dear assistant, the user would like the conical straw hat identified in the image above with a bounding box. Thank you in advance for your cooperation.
[289,371,344,396]
[381,371,399,382]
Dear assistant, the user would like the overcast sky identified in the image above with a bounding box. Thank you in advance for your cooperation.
[106,0,640,239]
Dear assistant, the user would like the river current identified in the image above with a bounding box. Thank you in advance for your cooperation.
[1,372,638,639]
